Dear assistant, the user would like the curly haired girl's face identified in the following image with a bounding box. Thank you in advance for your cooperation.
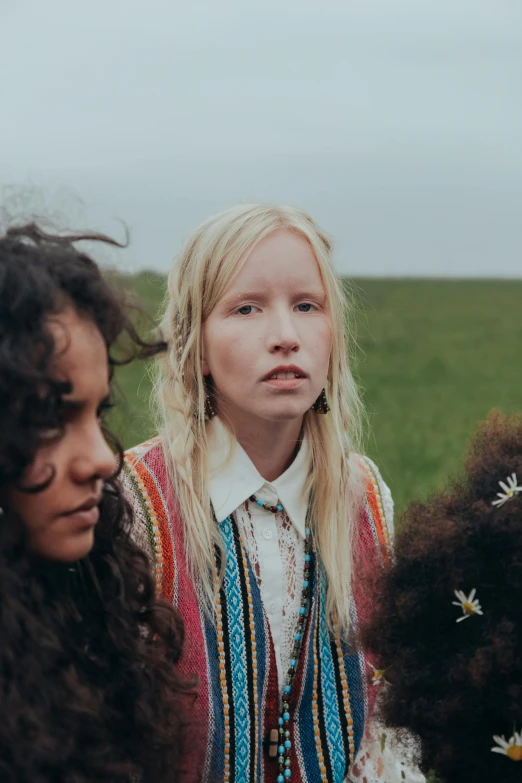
[8,309,116,562]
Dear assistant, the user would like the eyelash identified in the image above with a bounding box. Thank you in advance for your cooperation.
[38,400,113,444]
[97,400,114,421]
[235,303,317,315]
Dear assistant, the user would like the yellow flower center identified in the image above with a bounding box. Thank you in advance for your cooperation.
[463,602,475,615]
[507,745,522,761]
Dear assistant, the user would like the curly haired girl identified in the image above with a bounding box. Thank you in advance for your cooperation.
[0,224,188,782]
[364,411,522,783]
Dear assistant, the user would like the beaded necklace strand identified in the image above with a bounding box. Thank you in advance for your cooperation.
[249,493,313,783]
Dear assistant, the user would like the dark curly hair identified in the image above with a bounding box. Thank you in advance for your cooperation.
[0,224,189,782]
[363,411,522,783]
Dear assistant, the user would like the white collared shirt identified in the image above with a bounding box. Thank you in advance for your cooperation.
[208,416,310,691]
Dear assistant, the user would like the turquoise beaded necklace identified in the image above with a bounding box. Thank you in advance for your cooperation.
[249,493,313,783]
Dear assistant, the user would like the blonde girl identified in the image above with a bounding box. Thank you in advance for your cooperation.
[123,205,421,783]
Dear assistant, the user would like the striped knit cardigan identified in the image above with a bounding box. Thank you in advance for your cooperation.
[122,439,391,783]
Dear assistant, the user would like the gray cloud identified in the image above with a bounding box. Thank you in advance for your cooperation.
[1,0,521,275]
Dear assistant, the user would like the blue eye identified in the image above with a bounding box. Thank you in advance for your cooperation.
[297,303,315,312]
[237,305,254,315]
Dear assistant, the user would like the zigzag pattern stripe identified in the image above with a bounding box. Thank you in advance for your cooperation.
[318,569,347,781]
[220,517,252,781]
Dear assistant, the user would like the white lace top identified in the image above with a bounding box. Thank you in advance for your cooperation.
[207,417,425,783]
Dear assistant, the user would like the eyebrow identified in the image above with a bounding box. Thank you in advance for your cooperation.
[291,289,326,300]
[220,289,326,305]
[219,290,264,305]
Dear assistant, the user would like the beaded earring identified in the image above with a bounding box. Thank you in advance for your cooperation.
[311,388,330,414]
[203,386,216,420]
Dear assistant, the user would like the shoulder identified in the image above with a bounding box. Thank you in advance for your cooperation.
[122,435,173,518]
[121,437,169,566]
[356,455,395,545]
[122,436,168,493]
[124,436,163,470]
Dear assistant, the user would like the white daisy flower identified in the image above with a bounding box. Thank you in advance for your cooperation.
[492,473,522,507]
[369,663,385,685]
[491,730,522,761]
[452,588,483,622]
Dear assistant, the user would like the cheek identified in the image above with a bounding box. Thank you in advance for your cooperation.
[8,448,60,529]
[308,318,333,368]
[205,323,260,381]
[8,486,55,542]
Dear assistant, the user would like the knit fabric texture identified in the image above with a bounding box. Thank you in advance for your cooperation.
[122,439,391,783]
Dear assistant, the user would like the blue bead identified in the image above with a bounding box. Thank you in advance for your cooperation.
[256,499,264,507]
[294,633,301,641]
[290,659,296,667]
[299,607,306,615]
[305,554,311,562]
[278,745,285,755]
[278,777,285,783]
[283,711,290,721]
[284,684,291,693]
[277,504,284,511]
[284,770,291,779]
[284,739,292,749]
[303,580,309,589]
[278,717,283,726]
[305,527,311,536]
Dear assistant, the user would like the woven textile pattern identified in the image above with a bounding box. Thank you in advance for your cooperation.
[122,440,391,783]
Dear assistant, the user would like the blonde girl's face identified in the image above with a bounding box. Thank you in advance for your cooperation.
[201,230,332,428]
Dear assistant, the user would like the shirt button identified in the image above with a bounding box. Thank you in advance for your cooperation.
[262,528,273,540]
[268,603,277,614]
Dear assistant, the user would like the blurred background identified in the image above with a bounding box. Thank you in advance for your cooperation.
[1,0,521,511]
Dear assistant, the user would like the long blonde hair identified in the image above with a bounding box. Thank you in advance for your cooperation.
[154,204,366,635]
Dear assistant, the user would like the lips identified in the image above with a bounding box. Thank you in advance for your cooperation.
[62,496,102,528]
[262,365,307,381]
[65,497,102,516]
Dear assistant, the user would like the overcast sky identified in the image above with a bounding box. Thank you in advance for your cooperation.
[1,0,521,276]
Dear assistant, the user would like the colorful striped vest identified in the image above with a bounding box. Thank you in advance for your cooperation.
[122,439,391,783]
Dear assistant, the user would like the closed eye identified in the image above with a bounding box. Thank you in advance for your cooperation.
[96,398,114,422]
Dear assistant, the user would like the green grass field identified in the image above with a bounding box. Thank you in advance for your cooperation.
[111,273,522,516]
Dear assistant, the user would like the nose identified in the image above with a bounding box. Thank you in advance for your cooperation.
[71,426,117,485]
[267,307,301,354]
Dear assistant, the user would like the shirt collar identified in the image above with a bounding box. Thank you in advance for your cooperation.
[207,416,310,538]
